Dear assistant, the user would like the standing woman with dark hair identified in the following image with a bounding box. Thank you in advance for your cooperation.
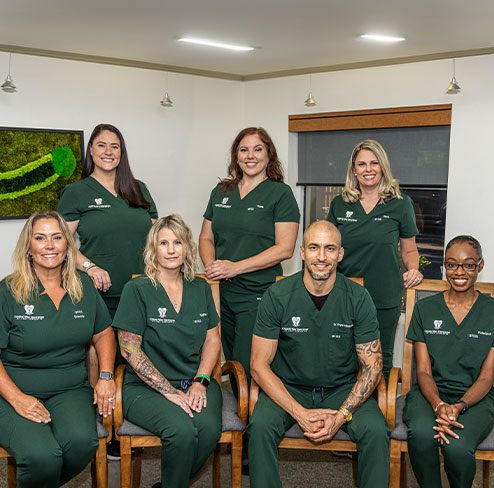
[199,127,300,385]
[57,123,158,318]
[327,140,421,380]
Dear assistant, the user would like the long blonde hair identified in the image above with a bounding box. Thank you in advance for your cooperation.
[6,210,82,304]
[144,215,197,286]
[341,140,402,203]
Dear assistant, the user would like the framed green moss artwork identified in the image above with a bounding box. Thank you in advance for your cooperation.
[0,127,84,219]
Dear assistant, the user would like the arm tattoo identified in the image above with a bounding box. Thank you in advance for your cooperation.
[118,330,178,396]
[340,339,382,413]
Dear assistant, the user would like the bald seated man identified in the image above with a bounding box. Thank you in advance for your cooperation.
[247,220,390,488]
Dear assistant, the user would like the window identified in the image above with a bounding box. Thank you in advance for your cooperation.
[290,105,451,279]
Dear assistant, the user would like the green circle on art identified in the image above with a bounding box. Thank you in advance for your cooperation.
[52,146,77,176]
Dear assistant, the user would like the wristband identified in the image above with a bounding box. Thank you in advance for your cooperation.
[193,374,210,388]
[434,401,447,415]
[338,407,352,423]
[456,400,469,414]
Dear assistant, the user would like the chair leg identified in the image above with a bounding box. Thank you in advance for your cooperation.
[401,452,407,488]
[351,452,358,487]
[231,432,243,488]
[7,457,16,488]
[212,444,221,488]
[483,460,490,488]
[91,438,108,488]
[120,437,133,488]
[132,447,143,488]
[389,441,402,488]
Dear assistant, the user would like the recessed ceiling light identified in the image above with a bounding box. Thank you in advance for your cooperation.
[178,37,254,52]
[360,34,406,43]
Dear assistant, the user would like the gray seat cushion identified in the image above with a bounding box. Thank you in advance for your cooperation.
[391,394,494,449]
[96,412,109,438]
[390,395,407,441]
[116,387,245,436]
[284,423,352,441]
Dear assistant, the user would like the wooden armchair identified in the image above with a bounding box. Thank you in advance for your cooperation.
[247,276,387,487]
[0,343,112,488]
[387,279,494,488]
[113,275,249,488]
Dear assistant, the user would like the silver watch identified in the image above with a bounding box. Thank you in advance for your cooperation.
[99,371,114,380]
[82,261,93,273]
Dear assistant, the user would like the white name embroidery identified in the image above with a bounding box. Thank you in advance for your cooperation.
[333,322,353,328]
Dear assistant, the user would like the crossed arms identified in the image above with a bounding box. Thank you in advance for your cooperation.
[250,335,382,442]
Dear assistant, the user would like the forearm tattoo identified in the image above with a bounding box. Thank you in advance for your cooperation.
[118,330,178,396]
[340,339,383,413]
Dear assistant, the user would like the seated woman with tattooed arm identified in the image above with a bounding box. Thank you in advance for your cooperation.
[113,215,222,488]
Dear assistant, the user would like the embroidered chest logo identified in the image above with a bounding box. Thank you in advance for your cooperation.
[14,305,44,321]
[158,307,167,318]
[346,211,354,218]
[88,198,111,209]
[24,305,34,315]
[292,316,301,327]
[95,198,103,205]
[222,197,229,205]
[434,320,442,330]
[282,316,308,333]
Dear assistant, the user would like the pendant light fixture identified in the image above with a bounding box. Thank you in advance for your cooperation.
[160,72,173,107]
[304,74,316,107]
[1,53,17,93]
[446,59,461,95]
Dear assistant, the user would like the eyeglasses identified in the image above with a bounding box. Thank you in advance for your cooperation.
[443,260,482,272]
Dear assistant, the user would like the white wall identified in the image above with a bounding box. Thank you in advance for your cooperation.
[0,53,243,278]
[2,53,494,281]
[243,55,494,280]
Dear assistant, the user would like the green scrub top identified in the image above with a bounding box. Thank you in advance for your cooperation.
[203,180,300,293]
[407,292,494,397]
[253,271,379,389]
[327,195,418,308]
[113,275,220,384]
[0,272,111,398]
[57,177,158,298]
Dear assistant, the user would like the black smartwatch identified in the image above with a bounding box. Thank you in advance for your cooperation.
[456,399,469,414]
[193,375,210,388]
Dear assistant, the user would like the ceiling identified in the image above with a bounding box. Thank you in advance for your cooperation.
[1,0,494,80]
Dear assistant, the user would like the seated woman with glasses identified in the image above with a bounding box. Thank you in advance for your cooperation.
[403,235,494,488]
[113,215,222,488]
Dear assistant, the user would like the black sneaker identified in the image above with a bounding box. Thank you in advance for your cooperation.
[106,438,121,461]
[151,483,161,488]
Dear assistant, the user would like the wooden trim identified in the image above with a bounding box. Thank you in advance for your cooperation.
[289,104,452,132]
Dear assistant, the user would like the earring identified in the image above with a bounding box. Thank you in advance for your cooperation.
[26,252,32,261]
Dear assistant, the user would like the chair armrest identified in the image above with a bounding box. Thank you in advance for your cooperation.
[249,378,260,418]
[102,408,113,442]
[386,366,401,430]
[375,373,387,418]
[221,360,248,424]
[114,363,126,441]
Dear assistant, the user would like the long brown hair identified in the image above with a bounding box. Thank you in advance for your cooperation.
[220,127,285,192]
[6,210,82,304]
[83,124,151,209]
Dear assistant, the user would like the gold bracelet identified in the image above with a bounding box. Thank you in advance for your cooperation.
[434,401,446,415]
[338,407,353,423]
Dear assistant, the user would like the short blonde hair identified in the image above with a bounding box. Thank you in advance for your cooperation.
[144,215,197,285]
[341,140,402,204]
[6,210,82,304]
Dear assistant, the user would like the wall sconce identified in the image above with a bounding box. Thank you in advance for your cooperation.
[1,53,17,93]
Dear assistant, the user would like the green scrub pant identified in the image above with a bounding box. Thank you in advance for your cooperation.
[403,387,494,488]
[123,378,223,488]
[219,282,263,387]
[376,306,401,381]
[247,382,390,488]
[0,385,98,488]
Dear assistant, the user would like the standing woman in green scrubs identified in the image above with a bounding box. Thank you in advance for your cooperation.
[57,123,158,319]
[403,235,494,487]
[199,127,300,385]
[327,140,421,380]
[0,210,116,488]
[114,215,222,488]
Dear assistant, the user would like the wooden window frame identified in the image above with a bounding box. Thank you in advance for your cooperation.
[288,104,452,133]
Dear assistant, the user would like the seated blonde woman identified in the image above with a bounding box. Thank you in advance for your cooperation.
[0,210,115,488]
[114,215,222,488]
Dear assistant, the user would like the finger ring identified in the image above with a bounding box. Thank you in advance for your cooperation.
[201,396,206,399]
[107,398,113,402]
